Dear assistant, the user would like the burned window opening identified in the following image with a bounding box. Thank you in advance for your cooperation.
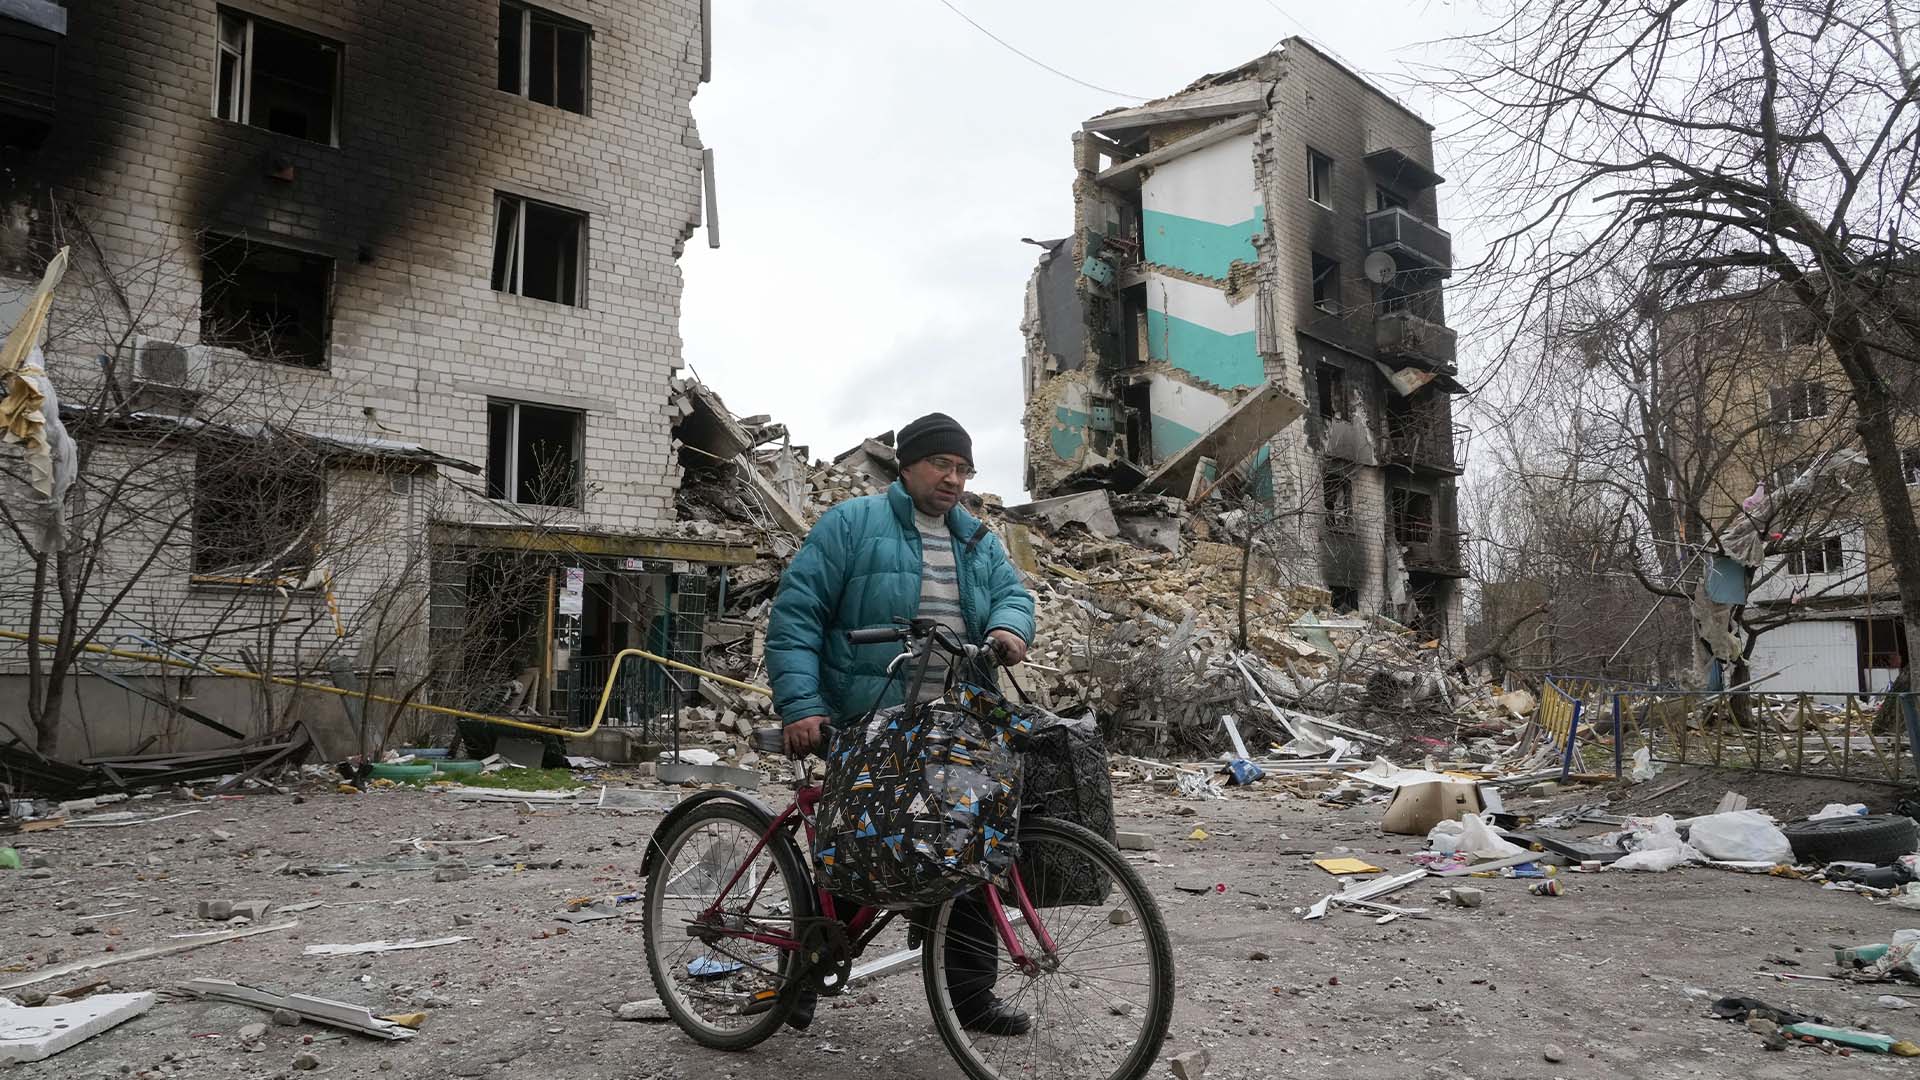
[200,234,334,369]
[1329,585,1360,614]
[1375,186,1407,212]
[492,194,586,306]
[1768,380,1828,424]
[192,449,325,576]
[1316,362,1350,421]
[1307,149,1333,207]
[487,400,583,508]
[213,9,341,145]
[499,1,590,114]
[1784,535,1844,576]
[1391,488,1436,544]
[1322,472,1354,531]
[1311,252,1339,313]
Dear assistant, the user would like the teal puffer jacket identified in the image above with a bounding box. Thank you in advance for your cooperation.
[766,482,1037,725]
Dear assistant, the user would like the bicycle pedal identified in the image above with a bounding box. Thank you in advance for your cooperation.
[738,988,782,1016]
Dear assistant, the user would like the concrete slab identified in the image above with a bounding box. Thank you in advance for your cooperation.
[0,992,155,1063]
[1138,380,1305,497]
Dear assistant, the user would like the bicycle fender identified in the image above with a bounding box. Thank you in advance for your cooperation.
[640,788,785,877]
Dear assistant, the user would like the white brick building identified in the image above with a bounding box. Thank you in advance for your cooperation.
[0,0,748,758]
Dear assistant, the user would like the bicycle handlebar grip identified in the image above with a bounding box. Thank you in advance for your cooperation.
[846,627,905,645]
[749,727,788,754]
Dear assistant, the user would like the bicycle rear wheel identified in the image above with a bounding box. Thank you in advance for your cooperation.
[642,799,806,1049]
[921,816,1174,1080]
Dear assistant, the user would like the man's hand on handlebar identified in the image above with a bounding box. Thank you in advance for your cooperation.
[784,715,829,756]
[987,629,1028,667]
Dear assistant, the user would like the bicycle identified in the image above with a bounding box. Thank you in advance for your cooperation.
[639,620,1174,1080]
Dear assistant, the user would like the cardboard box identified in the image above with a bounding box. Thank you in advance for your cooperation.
[1381,780,1485,836]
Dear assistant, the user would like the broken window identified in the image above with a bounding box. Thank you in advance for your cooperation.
[1391,488,1435,544]
[492,194,586,306]
[1307,149,1333,206]
[192,450,324,576]
[1316,362,1350,420]
[487,400,583,507]
[1768,380,1828,423]
[214,8,341,144]
[201,234,334,368]
[1311,253,1340,313]
[1322,473,1354,530]
[1329,585,1360,614]
[1784,535,1844,576]
[1375,187,1407,212]
[1903,446,1920,485]
[499,2,590,114]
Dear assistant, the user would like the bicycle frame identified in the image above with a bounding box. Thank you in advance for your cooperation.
[691,784,1058,976]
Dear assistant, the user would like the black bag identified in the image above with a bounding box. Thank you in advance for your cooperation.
[812,686,1030,910]
[1016,711,1116,907]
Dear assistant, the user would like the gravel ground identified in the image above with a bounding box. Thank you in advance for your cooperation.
[5,765,1920,1080]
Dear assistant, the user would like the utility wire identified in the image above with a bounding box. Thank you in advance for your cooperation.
[931,0,1148,100]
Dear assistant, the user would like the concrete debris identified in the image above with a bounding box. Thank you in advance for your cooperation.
[0,991,154,1064]
[671,380,1522,767]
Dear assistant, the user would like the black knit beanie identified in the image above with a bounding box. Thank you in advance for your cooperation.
[896,413,973,468]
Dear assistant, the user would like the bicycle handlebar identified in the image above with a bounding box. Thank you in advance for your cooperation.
[846,626,909,646]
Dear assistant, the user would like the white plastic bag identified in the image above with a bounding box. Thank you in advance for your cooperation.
[1427,813,1524,859]
[1811,803,1869,820]
[1628,746,1665,782]
[1608,814,1701,872]
[1685,810,1795,864]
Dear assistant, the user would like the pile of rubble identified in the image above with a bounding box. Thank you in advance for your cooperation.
[669,379,1536,765]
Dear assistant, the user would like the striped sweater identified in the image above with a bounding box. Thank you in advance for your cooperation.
[913,509,967,701]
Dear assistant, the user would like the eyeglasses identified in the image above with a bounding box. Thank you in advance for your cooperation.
[923,456,977,480]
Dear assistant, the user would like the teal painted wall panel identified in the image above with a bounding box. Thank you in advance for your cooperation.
[1149,414,1205,459]
[1050,404,1089,461]
[1142,206,1264,280]
[1145,310,1263,389]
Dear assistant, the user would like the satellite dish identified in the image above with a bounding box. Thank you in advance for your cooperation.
[1363,252,1398,285]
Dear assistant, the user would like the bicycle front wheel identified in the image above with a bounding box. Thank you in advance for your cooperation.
[921,816,1174,1080]
[641,799,806,1049]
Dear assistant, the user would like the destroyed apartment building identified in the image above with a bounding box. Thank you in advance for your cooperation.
[1020,40,1468,645]
[0,0,740,768]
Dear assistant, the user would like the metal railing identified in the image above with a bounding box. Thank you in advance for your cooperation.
[1380,416,1464,473]
[1535,674,1918,783]
[1392,522,1467,574]
[1375,311,1457,369]
[1366,208,1452,273]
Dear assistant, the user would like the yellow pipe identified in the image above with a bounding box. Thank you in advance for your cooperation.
[0,630,770,740]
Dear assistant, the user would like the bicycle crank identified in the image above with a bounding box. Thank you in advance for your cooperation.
[792,917,854,993]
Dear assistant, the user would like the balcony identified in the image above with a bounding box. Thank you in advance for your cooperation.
[1380,416,1466,475]
[1376,311,1457,370]
[1393,521,1468,577]
[1366,208,1452,276]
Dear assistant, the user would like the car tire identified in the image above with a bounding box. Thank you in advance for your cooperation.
[1779,814,1919,866]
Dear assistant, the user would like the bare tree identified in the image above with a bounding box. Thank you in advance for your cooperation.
[1439,0,1920,687]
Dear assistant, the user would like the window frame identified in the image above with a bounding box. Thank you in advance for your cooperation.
[486,399,585,509]
[1375,186,1408,212]
[491,192,588,307]
[1307,149,1333,207]
[1311,252,1340,314]
[1768,379,1829,424]
[498,1,592,115]
[1784,535,1845,576]
[1903,446,1920,486]
[190,449,326,578]
[1316,362,1350,421]
[210,7,343,146]
[1322,472,1355,531]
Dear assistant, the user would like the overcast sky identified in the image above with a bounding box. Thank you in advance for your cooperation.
[680,0,1490,501]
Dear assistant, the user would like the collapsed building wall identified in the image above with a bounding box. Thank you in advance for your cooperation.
[1020,39,1468,647]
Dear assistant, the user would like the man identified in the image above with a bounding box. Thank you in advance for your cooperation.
[767,412,1036,1036]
